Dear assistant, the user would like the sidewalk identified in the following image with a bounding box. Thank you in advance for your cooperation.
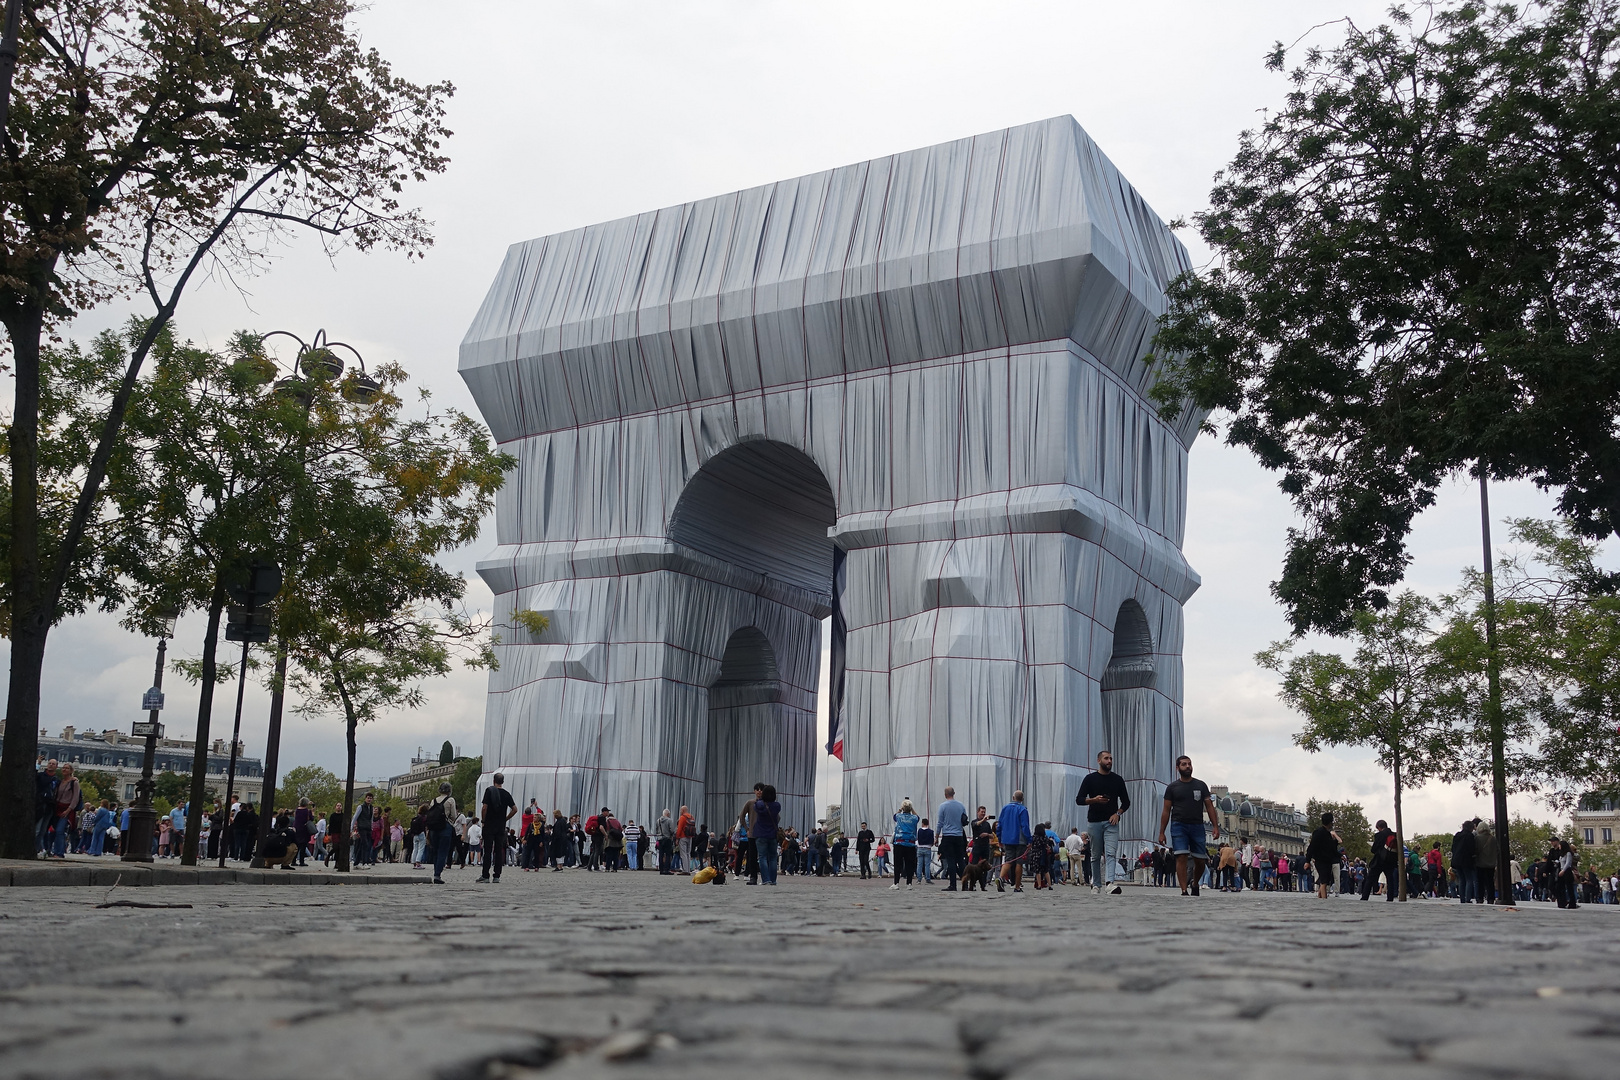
[0,854,429,887]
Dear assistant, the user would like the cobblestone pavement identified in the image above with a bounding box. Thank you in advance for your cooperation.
[1,868,1616,1080]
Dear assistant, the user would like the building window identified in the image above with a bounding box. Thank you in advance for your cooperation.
[124,784,135,799]
[1584,828,1594,844]
[1606,829,1614,844]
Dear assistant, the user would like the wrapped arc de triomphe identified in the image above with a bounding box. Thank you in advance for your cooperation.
[459,115,1202,850]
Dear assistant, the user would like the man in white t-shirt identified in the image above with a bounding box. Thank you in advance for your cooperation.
[1064,828,1086,887]
[466,821,483,866]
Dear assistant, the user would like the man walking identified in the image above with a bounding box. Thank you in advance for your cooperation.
[996,790,1032,893]
[1451,820,1478,903]
[477,773,517,882]
[1474,817,1499,905]
[935,787,969,891]
[1076,750,1130,895]
[1156,755,1219,896]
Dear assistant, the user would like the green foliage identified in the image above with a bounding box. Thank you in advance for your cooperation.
[1305,798,1372,862]
[1261,593,1456,867]
[450,757,482,811]
[439,740,455,766]
[1434,520,1620,809]
[0,0,454,861]
[273,764,343,814]
[1148,2,1620,635]
[152,771,192,805]
[508,609,551,638]
[1508,813,1566,867]
[0,336,141,632]
[277,372,511,870]
[78,770,119,806]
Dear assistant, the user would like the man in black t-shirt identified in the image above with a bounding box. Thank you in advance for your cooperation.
[478,773,518,883]
[1076,750,1131,895]
[1157,755,1219,896]
[855,823,875,879]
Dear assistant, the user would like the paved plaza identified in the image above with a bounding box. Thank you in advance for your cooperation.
[1,870,1616,1080]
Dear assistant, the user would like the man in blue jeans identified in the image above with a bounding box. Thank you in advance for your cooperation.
[751,783,781,885]
[1156,755,1220,897]
[1076,750,1129,895]
[425,782,458,884]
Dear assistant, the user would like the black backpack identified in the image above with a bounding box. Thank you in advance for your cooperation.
[424,797,449,832]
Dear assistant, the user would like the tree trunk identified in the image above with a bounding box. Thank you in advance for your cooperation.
[1392,744,1408,901]
[1477,471,1514,904]
[180,580,227,866]
[0,305,47,860]
[250,644,290,867]
[336,670,356,874]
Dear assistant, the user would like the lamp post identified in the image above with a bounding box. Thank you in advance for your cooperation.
[248,330,379,866]
[123,606,180,863]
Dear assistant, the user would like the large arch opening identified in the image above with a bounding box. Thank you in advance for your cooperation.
[1101,598,1159,847]
[670,440,837,840]
[669,440,837,599]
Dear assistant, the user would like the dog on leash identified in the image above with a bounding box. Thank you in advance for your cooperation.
[959,859,993,892]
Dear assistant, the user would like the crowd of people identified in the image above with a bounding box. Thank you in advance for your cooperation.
[29,753,1616,906]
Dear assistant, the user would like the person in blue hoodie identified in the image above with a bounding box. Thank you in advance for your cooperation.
[997,791,1032,893]
[889,799,920,889]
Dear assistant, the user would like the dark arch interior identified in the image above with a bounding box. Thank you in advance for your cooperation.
[1102,599,1156,691]
[714,626,778,688]
[669,441,836,598]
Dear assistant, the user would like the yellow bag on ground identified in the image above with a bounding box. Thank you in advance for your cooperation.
[691,866,717,884]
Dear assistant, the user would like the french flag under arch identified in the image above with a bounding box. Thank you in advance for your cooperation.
[827,545,847,761]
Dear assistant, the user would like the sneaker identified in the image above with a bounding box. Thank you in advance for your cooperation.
[889,883,900,890]
[476,876,490,884]
[1191,883,1200,896]
[1109,884,1123,895]
[1092,885,1101,895]
[1013,886,1024,893]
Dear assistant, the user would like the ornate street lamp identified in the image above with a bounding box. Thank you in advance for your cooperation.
[248,329,380,865]
[122,605,180,863]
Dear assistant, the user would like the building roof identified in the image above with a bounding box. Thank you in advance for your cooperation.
[459,115,1201,447]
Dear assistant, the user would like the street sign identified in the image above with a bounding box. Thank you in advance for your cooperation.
[141,686,165,711]
[225,606,273,643]
[132,720,164,738]
[225,556,283,608]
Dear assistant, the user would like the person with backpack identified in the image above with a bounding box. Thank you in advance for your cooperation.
[1451,820,1479,903]
[601,809,625,871]
[424,782,457,884]
[751,783,782,885]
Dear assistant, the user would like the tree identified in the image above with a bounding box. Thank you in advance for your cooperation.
[273,764,342,813]
[1433,520,1620,809]
[1305,798,1372,863]
[450,756,481,811]
[439,740,454,766]
[278,382,508,872]
[78,769,117,806]
[152,771,193,806]
[0,0,453,860]
[1261,592,1455,897]
[109,324,308,864]
[1148,0,1620,900]
[1150,2,1620,633]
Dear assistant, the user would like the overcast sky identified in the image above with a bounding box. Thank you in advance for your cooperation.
[20,1,1578,834]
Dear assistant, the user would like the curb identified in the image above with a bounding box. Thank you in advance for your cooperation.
[0,860,430,887]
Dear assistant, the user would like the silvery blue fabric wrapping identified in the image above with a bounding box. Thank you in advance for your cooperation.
[460,115,1202,849]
